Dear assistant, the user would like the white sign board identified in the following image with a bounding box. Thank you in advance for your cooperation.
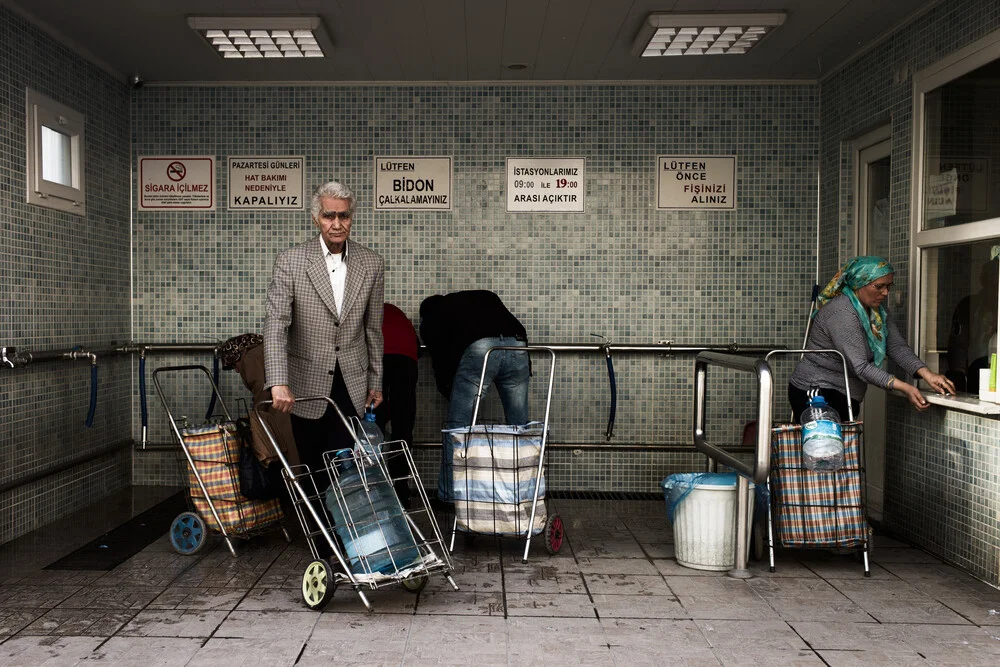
[506,157,585,212]
[656,156,736,210]
[374,156,452,210]
[228,156,304,209]
[139,156,215,210]
[924,169,959,221]
[927,156,989,214]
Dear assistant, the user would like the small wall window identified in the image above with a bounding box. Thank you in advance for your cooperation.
[26,88,86,215]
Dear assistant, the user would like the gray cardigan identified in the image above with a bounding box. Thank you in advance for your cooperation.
[790,294,926,402]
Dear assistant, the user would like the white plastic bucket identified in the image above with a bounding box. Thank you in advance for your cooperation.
[663,473,754,571]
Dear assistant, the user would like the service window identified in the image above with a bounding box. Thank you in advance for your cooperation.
[913,32,1000,394]
[26,88,86,215]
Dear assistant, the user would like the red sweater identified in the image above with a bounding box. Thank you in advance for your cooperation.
[383,303,418,360]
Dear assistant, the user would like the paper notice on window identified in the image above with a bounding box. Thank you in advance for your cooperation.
[924,169,958,221]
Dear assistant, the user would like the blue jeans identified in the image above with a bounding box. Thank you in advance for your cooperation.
[439,336,530,502]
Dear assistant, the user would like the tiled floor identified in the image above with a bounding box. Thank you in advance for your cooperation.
[2,488,1000,665]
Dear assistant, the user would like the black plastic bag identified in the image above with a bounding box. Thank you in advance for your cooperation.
[235,415,279,500]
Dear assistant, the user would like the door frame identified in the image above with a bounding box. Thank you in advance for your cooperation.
[853,123,892,522]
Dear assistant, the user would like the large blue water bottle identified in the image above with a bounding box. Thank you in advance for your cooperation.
[325,448,420,575]
[800,394,844,472]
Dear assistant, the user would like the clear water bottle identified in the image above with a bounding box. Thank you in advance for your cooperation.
[356,405,384,451]
[800,394,844,472]
[324,449,419,575]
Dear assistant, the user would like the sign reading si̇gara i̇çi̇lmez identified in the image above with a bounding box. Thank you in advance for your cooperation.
[656,156,736,210]
[374,157,452,210]
[506,157,585,212]
[139,156,215,210]
[228,156,304,209]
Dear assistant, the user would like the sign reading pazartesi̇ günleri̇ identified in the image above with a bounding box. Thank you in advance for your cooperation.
[228,156,304,209]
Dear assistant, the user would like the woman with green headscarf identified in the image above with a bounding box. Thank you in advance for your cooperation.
[789,256,955,422]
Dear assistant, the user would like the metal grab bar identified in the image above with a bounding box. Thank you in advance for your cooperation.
[692,351,774,580]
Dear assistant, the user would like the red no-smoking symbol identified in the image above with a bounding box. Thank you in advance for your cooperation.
[166,162,186,181]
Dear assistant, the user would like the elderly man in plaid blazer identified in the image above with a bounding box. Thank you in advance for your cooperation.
[264,180,384,480]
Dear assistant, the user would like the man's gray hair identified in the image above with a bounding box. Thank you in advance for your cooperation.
[311,181,356,218]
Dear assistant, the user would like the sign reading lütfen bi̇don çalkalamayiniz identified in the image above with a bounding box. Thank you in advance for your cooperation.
[657,156,737,210]
[374,157,452,210]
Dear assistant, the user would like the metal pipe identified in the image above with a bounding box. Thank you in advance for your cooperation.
[2,340,778,369]
[0,439,132,495]
[139,440,760,453]
[692,350,775,580]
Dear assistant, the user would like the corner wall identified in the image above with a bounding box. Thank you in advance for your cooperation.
[0,6,132,544]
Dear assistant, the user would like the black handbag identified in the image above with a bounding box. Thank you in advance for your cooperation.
[234,402,280,500]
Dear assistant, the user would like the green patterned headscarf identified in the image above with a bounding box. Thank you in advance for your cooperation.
[815,256,894,366]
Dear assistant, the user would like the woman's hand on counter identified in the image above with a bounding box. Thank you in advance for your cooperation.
[916,367,956,396]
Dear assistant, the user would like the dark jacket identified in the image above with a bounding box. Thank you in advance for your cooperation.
[419,290,527,397]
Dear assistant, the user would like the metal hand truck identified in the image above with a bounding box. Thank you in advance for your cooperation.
[256,395,459,611]
[762,349,872,576]
[153,365,291,557]
[446,346,565,563]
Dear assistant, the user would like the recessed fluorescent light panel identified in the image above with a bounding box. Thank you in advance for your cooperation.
[633,12,786,57]
[188,16,327,59]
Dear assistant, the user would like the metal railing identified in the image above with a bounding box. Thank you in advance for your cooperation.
[692,351,774,579]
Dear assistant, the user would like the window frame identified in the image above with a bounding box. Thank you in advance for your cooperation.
[25,88,86,215]
[909,29,1000,376]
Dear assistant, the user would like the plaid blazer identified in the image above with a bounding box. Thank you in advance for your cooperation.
[264,236,384,420]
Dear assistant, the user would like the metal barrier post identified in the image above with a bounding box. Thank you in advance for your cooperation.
[692,351,774,579]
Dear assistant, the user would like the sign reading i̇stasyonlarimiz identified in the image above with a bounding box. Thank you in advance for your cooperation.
[656,156,737,210]
[139,156,215,210]
[506,157,585,212]
[228,156,304,209]
[374,156,452,210]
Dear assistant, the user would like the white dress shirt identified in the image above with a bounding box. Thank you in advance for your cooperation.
[320,237,348,318]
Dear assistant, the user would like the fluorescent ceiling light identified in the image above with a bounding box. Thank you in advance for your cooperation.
[632,12,785,57]
[188,16,329,60]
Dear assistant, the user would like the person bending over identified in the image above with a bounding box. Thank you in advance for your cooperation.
[419,290,529,503]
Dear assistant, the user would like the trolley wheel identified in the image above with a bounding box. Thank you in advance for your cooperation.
[169,512,206,555]
[400,573,428,594]
[544,514,565,555]
[302,559,336,610]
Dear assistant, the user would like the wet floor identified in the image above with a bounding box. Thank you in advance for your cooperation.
[1,487,999,665]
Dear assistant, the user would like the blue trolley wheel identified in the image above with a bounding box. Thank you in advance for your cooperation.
[170,511,206,555]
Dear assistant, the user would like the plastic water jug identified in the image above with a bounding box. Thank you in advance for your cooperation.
[800,394,844,472]
[357,405,384,450]
[325,448,419,575]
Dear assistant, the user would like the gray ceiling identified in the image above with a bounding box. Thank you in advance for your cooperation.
[7,0,938,84]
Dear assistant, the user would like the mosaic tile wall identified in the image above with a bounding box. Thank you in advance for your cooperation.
[820,0,1000,586]
[0,7,133,544]
[131,83,819,492]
